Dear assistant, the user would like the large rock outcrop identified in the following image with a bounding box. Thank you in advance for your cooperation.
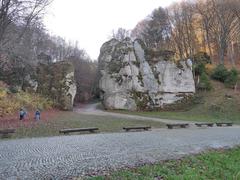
[98,38,195,111]
[36,61,77,110]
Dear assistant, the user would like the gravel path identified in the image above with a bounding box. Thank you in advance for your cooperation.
[74,103,201,125]
[1,127,240,179]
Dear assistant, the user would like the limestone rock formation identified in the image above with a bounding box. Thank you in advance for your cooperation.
[98,38,195,111]
[37,61,77,110]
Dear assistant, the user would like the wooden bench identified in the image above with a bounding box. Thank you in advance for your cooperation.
[123,126,151,131]
[0,129,16,138]
[216,122,233,127]
[59,127,99,134]
[195,123,214,127]
[166,124,189,129]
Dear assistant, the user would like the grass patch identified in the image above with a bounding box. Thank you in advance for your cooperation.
[91,147,240,179]
[6,112,164,139]
[111,108,240,124]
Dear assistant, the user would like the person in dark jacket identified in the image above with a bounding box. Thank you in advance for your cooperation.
[19,108,25,120]
[35,109,41,121]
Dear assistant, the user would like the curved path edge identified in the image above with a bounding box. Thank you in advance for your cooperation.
[74,103,204,125]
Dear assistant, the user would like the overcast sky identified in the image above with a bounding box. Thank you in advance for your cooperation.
[44,0,180,60]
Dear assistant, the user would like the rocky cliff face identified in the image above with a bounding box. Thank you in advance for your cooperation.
[37,61,77,110]
[98,38,195,111]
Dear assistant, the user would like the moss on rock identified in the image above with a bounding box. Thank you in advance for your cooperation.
[130,91,151,110]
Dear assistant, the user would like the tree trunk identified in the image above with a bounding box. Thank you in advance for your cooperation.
[219,36,227,64]
[230,41,235,67]
[206,29,213,59]
[219,47,225,64]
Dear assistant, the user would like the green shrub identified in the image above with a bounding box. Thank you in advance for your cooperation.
[194,63,206,76]
[197,72,212,91]
[8,86,19,94]
[211,65,239,88]
[224,68,238,88]
[211,64,229,82]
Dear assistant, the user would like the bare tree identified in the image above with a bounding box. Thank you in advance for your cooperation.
[168,2,198,59]
[131,19,149,40]
[209,0,239,64]
[131,7,172,50]
[0,0,52,50]
[195,0,215,58]
[111,28,130,41]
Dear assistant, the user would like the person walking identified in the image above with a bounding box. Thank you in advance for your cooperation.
[35,109,41,121]
[19,108,25,120]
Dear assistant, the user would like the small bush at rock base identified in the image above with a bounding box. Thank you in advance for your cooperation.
[211,65,239,89]
[211,64,229,82]
[224,68,238,88]
[194,63,206,76]
[197,72,212,91]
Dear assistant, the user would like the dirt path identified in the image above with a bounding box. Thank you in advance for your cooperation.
[74,103,202,125]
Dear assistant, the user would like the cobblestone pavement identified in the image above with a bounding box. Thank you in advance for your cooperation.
[1,127,240,179]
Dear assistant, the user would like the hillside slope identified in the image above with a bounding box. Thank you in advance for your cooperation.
[0,82,53,118]
[112,81,240,123]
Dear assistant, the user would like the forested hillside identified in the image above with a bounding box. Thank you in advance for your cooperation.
[0,0,97,116]
[131,0,240,67]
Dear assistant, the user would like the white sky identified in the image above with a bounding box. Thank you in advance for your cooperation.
[44,0,180,60]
